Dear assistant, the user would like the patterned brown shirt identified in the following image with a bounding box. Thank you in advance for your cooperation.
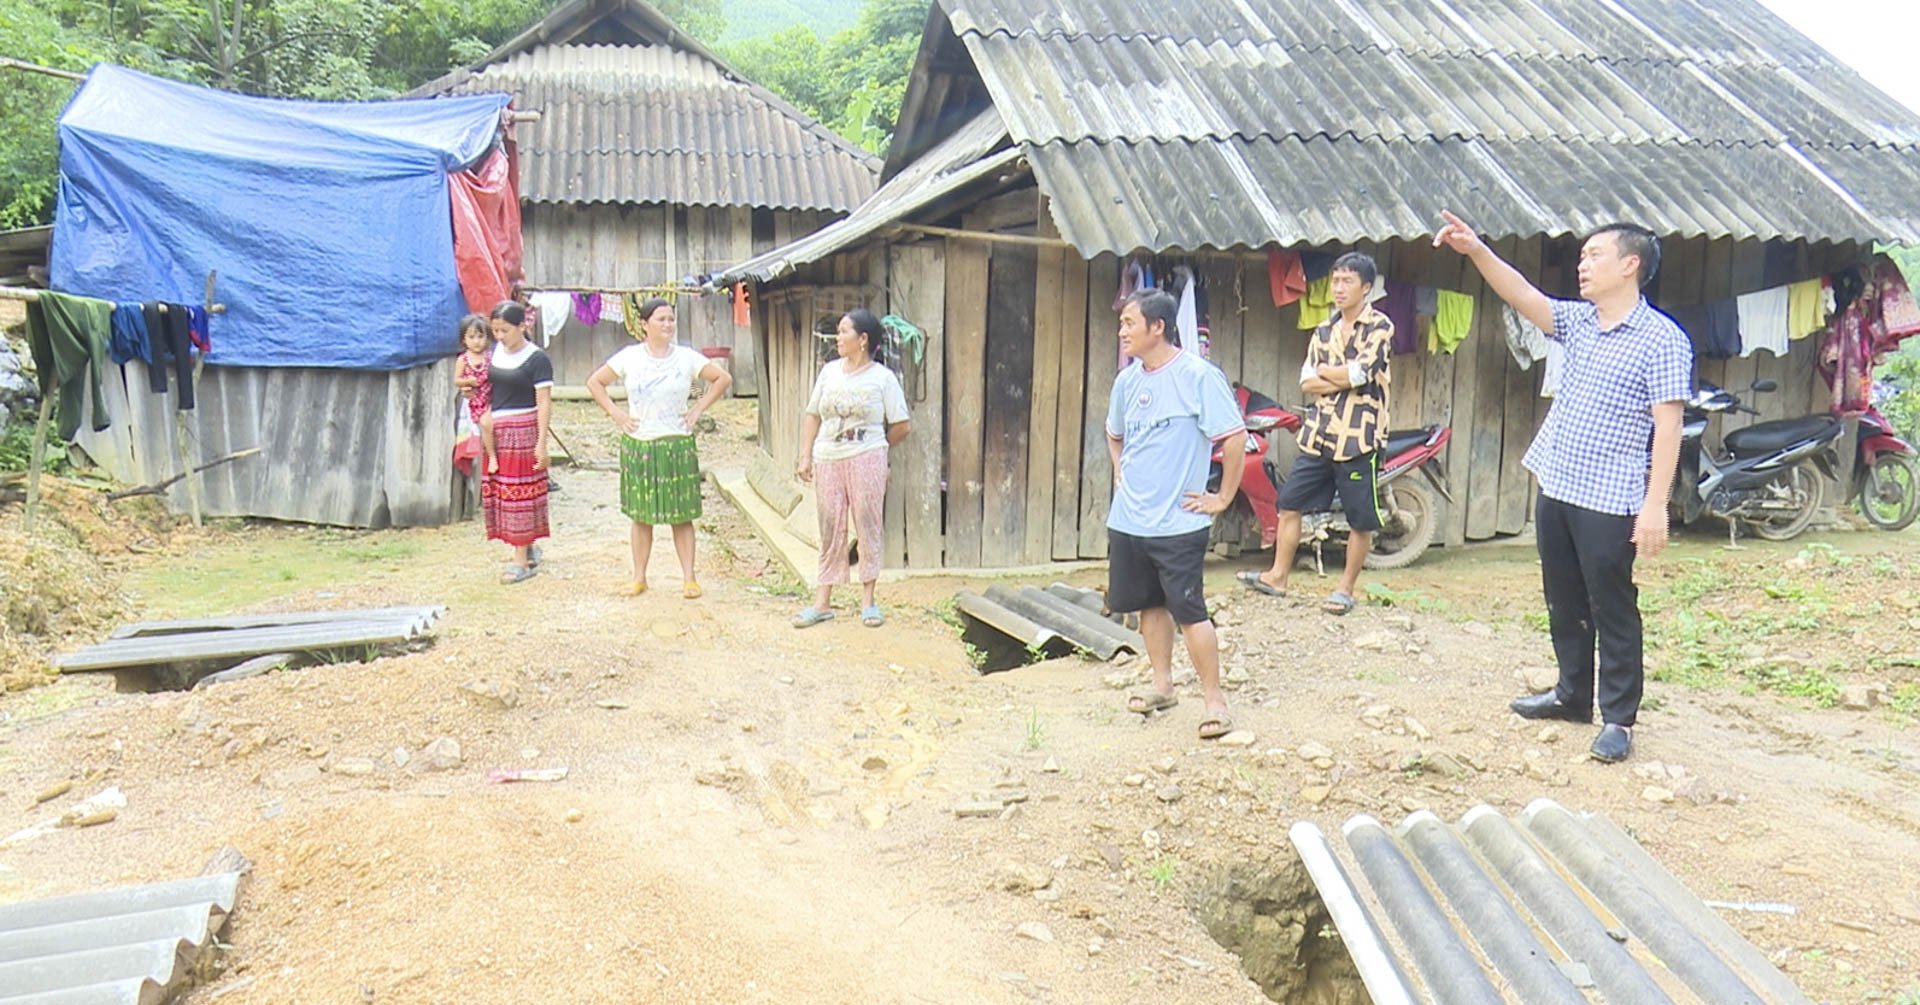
[1297,307,1393,461]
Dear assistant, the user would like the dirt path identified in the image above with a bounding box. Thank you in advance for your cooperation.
[2,403,1917,1003]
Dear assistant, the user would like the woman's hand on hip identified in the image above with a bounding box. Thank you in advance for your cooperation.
[610,411,639,435]
[682,409,703,432]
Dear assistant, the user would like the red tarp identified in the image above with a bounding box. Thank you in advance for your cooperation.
[450,130,524,315]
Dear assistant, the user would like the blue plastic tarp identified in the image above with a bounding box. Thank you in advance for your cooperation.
[51,65,510,371]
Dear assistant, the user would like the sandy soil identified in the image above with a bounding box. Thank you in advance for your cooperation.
[1,400,1916,1004]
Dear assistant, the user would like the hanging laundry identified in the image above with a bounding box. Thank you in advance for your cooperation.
[1267,249,1306,307]
[1502,305,1564,397]
[1297,276,1333,330]
[143,302,198,410]
[1873,259,1920,350]
[1413,286,1439,319]
[601,293,624,327]
[733,284,752,328]
[1786,279,1828,340]
[25,291,114,438]
[1301,252,1334,282]
[571,291,603,326]
[1114,257,1146,311]
[186,306,211,353]
[108,303,151,366]
[1374,280,1417,356]
[623,292,648,340]
[1820,298,1874,416]
[1429,290,1474,353]
[1666,300,1739,359]
[528,291,570,346]
[1174,266,1199,349]
[1735,285,1790,357]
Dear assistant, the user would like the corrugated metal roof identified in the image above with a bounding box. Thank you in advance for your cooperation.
[717,109,1015,283]
[933,0,1920,252]
[1292,799,1811,1005]
[0,872,242,1005]
[434,44,877,212]
[954,583,1144,663]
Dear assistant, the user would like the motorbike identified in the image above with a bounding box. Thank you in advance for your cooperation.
[1674,380,1844,541]
[1207,383,1453,569]
[1848,402,1919,531]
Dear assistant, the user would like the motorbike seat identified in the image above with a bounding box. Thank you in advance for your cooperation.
[1722,415,1842,457]
[1383,427,1435,459]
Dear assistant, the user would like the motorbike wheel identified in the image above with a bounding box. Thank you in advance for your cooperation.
[1364,479,1438,570]
[1745,465,1825,541]
[1855,453,1920,531]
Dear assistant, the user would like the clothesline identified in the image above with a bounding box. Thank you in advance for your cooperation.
[531,283,711,296]
[0,285,228,314]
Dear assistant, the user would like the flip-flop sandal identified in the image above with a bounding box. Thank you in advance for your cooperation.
[683,582,704,599]
[792,607,835,629]
[1322,591,1356,616]
[618,581,647,597]
[1198,713,1234,740]
[861,605,885,627]
[1127,691,1179,715]
[499,564,536,585]
[1236,570,1287,597]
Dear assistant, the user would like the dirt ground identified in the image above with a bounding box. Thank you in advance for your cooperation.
[1,399,1917,1004]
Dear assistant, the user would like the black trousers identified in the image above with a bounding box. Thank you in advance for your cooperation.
[1535,495,1642,727]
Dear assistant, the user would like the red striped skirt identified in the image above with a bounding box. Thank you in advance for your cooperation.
[482,411,550,547]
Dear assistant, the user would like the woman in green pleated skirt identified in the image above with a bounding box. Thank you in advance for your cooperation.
[587,298,733,598]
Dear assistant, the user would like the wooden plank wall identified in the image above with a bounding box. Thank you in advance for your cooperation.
[521,203,838,393]
[740,234,1867,569]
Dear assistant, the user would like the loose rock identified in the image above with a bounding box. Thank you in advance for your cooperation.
[1519,666,1557,694]
[1122,773,1147,787]
[459,680,519,710]
[1641,786,1676,804]
[1300,785,1332,805]
[1297,741,1333,761]
[997,859,1055,894]
[1015,921,1055,943]
[1218,730,1257,748]
[564,808,585,823]
[330,758,377,777]
[955,801,1004,819]
[1839,685,1875,711]
[420,737,463,772]
[1404,717,1432,741]
[1155,785,1183,804]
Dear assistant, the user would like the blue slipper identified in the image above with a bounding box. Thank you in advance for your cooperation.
[861,605,885,627]
[1322,591,1356,615]
[793,607,835,629]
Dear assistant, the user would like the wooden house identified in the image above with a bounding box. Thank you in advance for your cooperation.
[718,0,1920,570]
[411,0,879,393]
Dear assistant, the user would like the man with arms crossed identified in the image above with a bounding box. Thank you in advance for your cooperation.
[1434,212,1691,763]
[1238,252,1393,615]
[1109,289,1247,741]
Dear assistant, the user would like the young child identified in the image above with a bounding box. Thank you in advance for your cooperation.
[453,313,492,475]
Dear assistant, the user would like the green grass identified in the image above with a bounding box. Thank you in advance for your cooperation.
[1023,707,1045,750]
[1144,855,1179,892]
[125,528,464,618]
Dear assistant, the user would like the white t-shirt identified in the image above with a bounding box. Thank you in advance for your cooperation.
[605,343,709,441]
[806,360,910,462]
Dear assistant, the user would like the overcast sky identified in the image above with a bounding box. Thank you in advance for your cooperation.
[1756,0,1920,116]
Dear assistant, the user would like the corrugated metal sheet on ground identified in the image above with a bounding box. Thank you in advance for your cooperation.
[58,606,446,673]
[430,44,877,212]
[0,872,241,1005]
[71,359,468,529]
[953,583,1143,662]
[934,0,1920,252]
[1291,798,1810,1005]
[717,109,1014,282]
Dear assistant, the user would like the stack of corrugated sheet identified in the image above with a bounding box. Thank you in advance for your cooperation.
[0,871,242,1004]
[55,606,445,674]
[1292,798,1810,1005]
[954,583,1143,664]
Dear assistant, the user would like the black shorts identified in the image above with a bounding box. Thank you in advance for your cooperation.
[1276,451,1383,532]
[1107,528,1212,626]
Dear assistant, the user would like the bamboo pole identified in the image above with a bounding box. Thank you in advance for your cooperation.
[0,58,86,82]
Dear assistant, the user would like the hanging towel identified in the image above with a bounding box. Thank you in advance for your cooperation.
[1502,306,1564,397]
[185,306,211,353]
[108,303,151,365]
[527,291,570,346]
[623,292,648,340]
[1875,259,1920,347]
[1297,277,1333,329]
[1429,290,1474,353]
[1735,285,1790,357]
[1786,279,1828,340]
[1114,257,1145,311]
[733,284,752,327]
[1413,285,1439,319]
[1174,266,1198,348]
[571,291,603,326]
[1301,252,1334,281]
[26,292,115,437]
[600,293,624,326]
[152,303,198,410]
[1267,249,1306,307]
[1375,281,1417,356]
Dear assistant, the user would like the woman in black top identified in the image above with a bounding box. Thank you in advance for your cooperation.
[480,301,554,583]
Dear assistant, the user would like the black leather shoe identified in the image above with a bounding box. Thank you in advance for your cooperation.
[1509,693,1593,723]
[1590,724,1632,763]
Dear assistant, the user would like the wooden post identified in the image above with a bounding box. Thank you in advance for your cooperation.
[21,395,53,535]
[174,271,219,527]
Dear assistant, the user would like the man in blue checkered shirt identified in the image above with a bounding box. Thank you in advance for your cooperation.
[1436,211,1692,764]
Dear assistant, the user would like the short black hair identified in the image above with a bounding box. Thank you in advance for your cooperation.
[1331,251,1377,288]
[1123,289,1180,346]
[634,297,673,326]
[489,300,526,326]
[1588,223,1661,287]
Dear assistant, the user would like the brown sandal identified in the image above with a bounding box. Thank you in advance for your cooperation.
[1127,691,1179,715]
[1197,713,1233,740]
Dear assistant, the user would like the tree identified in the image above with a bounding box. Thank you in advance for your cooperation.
[720,0,929,156]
